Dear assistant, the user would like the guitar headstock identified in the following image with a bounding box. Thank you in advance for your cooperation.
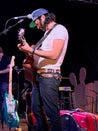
[18,28,25,45]
[10,56,15,69]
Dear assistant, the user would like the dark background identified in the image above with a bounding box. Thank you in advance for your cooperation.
[0,0,98,86]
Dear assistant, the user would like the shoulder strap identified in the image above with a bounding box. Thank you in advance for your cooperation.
[34,24,58,50]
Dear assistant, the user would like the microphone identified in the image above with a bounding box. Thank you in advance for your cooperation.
[13,14,32,20]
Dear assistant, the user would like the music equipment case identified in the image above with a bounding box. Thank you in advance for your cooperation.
[60,110,98,131]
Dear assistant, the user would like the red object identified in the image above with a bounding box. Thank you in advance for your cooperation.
[32,112,36,126]
[60,110,98,131]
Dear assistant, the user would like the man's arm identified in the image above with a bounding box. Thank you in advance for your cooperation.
[0,64,10,74]
[18,39,65,60]
[34,39,65,60]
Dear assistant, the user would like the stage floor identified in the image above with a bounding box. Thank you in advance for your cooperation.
[0,119,28,131]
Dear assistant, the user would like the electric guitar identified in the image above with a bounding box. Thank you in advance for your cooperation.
[4,56,19,127]
[18,28,36,82]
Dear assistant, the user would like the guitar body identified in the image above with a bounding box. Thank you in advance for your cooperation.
[4,93,19,127]
[23,45,37,82]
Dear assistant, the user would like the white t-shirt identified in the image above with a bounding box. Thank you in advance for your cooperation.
[36,24,69,70]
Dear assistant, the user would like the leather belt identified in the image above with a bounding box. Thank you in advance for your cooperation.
[37,69,61,74]
[40,74,56,77]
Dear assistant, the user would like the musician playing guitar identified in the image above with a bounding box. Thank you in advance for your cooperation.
[18,8,69,131]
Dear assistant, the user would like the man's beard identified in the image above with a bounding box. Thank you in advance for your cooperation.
[40,24,46,32]
[40,19,46,32]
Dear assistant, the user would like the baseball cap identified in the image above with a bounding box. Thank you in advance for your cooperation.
[29,8,49,28]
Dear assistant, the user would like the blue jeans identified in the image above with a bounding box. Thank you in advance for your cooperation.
[31,73,62,131]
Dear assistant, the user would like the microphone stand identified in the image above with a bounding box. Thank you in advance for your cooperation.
[0,19,24,36]
[14,66,24,102]
[13,66,24,129]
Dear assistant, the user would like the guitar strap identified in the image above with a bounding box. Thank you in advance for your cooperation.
[33,23,58,50]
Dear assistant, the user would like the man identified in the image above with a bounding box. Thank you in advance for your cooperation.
[0,46,10,127]
[18,8,69,131]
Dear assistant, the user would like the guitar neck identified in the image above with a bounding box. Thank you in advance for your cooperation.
[20,36,26,46]
[8,56,15,101]
[9,66,13,101]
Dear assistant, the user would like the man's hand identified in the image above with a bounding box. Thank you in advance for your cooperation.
[17,42,33,53]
